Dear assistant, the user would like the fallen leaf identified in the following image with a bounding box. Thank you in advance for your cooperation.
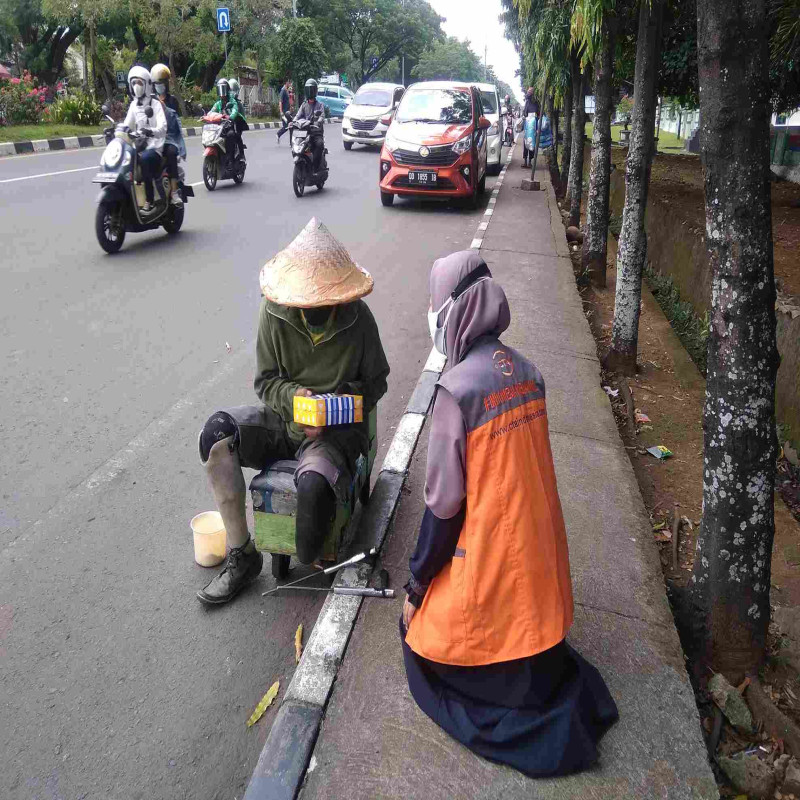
[247,681,280,728]
[295,623,304,664]
[736,676,751,695]
[652,522,666,531]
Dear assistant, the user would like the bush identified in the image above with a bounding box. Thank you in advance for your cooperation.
[200,90,218,111]
[0,71,47,125]
[104,99,127,123]
[45,92,102,126]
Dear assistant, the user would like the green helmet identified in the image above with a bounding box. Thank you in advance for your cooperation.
[228,78,240,98]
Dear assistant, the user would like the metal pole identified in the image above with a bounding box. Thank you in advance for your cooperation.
[224,32,228,67]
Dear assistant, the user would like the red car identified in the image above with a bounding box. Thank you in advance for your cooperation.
[379,81,490,208]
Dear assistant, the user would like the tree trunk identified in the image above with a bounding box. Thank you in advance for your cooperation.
[606,0,665,375]
[169,51,186,116]
[88,23,98,98]
[560,77,572,195]
[689,0,778,683]
[567,62,588,227]
[548,95,558,176]
[677,108,682,139]
[583,14,617,288]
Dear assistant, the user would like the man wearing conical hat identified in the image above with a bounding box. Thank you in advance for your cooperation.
[196,219,390,605]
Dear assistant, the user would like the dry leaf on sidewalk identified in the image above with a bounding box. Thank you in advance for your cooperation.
[246,681,280,728]
[295,623,304,664]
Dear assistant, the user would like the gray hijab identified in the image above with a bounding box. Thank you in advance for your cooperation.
[430,251,511,365]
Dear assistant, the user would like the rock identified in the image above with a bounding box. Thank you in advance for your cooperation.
[783,759,800,794]
[718,753,777,799]
[774,606,800,644]
[785,442,800,467]
[775,753,792,784]
[709,672,754,734]
[565,225,583,243]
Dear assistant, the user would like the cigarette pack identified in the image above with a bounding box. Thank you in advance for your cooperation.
[293,393,363,427]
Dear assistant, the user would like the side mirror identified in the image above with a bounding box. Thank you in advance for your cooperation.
[145,106,153,119]
[478,116,491,131]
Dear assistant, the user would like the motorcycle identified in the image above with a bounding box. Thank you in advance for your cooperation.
[201,112,246,190]
[289,113,329,197]
[93,106,193,254]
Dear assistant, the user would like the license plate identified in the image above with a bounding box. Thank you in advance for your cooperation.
[407,171,437,185]
[93,173,117,183]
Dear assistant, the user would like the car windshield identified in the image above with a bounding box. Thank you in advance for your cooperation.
[395,88,472,124]
[354,88,392,107]
[480,90,498,114]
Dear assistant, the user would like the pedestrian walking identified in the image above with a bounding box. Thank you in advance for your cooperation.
[277,78,293,142]
[521,88,540,167]
[400,250,619,778]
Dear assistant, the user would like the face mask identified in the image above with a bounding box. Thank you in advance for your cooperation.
[427,274,491,357]
[155,83,166,95]
[132,83,145,98]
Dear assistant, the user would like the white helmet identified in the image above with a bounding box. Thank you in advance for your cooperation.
[228,78,240,98]
[128,65,151,99]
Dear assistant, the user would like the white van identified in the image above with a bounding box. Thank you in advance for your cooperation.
[342,82,405,150]
[474,83,503,175]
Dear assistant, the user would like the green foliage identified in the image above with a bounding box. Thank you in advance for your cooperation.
[45,91,102,124]
[616,94,633,118]
[645,264,710,374]
[271,17,326,93]
[0,71,48,124]
[412,36,484,82]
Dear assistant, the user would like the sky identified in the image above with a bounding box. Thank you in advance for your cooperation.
[428,0,524,102]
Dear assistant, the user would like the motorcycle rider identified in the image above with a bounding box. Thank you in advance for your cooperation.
[151,63,185,208]
[122,65,167,213]
[294,78,325,172]
[210,78,241,172]
[227,78,248,164]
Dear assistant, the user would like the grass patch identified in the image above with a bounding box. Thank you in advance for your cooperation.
[645,264,710,374]
[1,117,278,143]
[585,122,686,153]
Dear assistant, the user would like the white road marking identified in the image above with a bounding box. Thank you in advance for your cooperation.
[188,180,205,187]
[478,221,489,231]
[0,165,98,184]
[470,238,483,249]
[484,208,493,216]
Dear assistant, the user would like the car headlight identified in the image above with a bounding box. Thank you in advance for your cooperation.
[488,123,498,135]
[101,139,122,168]
[384,129,401,153]
[452,133,472,155]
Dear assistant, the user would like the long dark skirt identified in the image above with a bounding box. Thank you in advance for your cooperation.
[400,619,618,777]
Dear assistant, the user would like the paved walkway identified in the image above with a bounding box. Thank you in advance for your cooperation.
[298,146,718,799]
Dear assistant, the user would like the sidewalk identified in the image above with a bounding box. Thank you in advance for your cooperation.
[297,145,718,799]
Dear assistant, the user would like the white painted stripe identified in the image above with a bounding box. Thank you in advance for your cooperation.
[62,137,80,150]
[488,197,496,205]
[423,346,447,374]
[484,208,493,216]
[470,238,482,249]
[381,412,427,474]
[32,139,50,153]
[0,165,98,184]
[478,221,489,231]
[188,180,205,187]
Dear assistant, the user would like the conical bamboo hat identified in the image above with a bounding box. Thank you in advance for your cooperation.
[259,218,374,307]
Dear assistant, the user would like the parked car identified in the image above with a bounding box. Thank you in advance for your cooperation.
[474,82,503,175]
[342,82,405,150]
[317,84,354,118]
[379,81,490,208]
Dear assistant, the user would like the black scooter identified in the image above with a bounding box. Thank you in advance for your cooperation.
[289,113,329,197]
[93,104,193,254]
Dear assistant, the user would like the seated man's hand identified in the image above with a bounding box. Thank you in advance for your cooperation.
[294,387,323,439]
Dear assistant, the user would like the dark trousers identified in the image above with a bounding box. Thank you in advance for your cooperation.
[277,111,292,140]
[310,135,324,171]
[139,148,163,203]
[163,143,179,180]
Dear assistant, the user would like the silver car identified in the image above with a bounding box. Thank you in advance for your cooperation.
[342,82,406,150]
[475,83,503,175]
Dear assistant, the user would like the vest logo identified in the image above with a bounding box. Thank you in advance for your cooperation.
[493,349,514,377]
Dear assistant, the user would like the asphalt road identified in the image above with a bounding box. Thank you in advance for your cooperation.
[0,128,498,799]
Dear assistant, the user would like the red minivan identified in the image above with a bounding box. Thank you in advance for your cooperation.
[379,81,490,208]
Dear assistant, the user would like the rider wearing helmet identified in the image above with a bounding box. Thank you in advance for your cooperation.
[211,78,242,170]
[295,78,326,171]
[227,78,248,165]
[151,63,185,208]
[123,65,167,212]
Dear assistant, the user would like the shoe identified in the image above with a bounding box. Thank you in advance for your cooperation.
[142,201,153,212]
[196,542,263,605]
[170,194,183,207]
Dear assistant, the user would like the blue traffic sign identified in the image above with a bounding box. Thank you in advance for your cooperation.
[371,56,379,70]
[216,7,231,32]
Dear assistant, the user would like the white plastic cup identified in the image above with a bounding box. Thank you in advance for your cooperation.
[191,511,227,567]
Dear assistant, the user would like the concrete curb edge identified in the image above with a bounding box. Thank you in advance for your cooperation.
[243,349,446,800]
[0,117,342,159]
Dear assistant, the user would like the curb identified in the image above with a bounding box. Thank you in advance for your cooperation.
[243,345,447,800]
[0,117,341,159]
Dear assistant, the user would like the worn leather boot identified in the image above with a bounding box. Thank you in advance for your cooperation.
[197,438,263,604]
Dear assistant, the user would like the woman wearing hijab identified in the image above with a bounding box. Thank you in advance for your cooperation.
[401,250,618,777]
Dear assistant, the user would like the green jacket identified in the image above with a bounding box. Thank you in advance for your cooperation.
[255,298,390,441]
[212,96,243,122]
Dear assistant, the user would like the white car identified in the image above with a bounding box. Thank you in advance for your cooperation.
[474,82,503,175]
[342,82,406,150]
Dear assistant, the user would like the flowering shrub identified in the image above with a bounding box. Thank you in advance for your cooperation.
[45,92,102,125]
[0,71,48,125]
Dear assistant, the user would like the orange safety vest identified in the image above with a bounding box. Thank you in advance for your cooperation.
[405,338,574,666]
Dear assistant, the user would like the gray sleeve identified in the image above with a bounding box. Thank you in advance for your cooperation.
[424,387,467,519]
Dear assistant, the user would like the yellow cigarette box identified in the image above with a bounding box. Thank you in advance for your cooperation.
[293,394,363,427]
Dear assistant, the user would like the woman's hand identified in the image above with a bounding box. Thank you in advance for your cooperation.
[402,596,417,630]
